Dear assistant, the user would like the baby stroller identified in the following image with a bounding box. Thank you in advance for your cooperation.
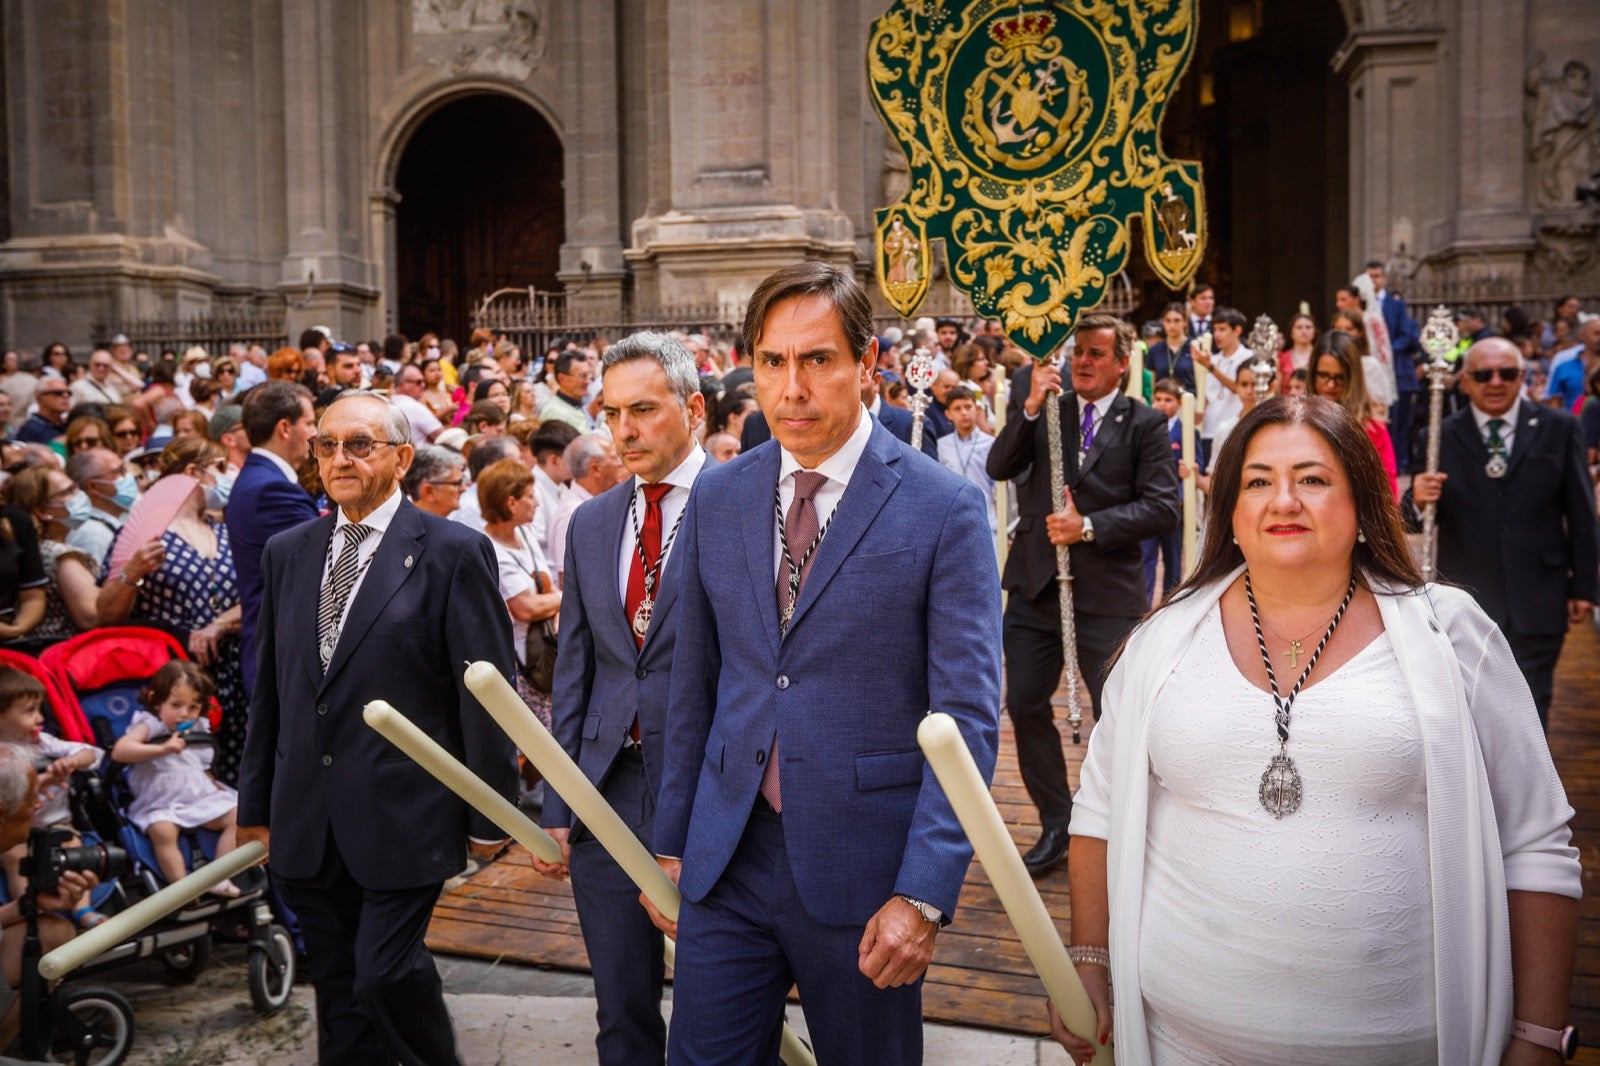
[0,650,137,1065]
[39,628,295,1014]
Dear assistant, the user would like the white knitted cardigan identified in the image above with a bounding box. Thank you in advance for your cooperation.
[1070,568,1583,1065]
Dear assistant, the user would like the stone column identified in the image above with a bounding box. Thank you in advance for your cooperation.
[556,0,628,316]
[624,0,858,306]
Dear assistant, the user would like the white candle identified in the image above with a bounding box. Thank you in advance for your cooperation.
[1180,392,1198,579]
[1193,332,1211,415]
[1125,344,1143,400]
[463,663,678,915]
[917,714,1111,1064]
[462,664,818,1066]
[363,701,563,865]
[40,841,268,980]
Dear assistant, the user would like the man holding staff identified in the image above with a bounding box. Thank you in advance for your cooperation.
[986,315,1179,876]
[532,331,706,1064]
[237,391,517,1066]
[647,262,1001,1065]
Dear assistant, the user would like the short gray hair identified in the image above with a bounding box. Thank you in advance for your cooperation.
[402,444,464,499]
[564,433,613,480]
[319,390,412,445]
[0,744,31,815]
[601,331,700,405]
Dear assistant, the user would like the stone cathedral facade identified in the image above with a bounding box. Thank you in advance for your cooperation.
[0,0,1595,352]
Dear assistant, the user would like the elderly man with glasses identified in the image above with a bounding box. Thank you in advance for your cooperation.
[71,350,123,407]
[401,445,469,519]
[15,380,72,444]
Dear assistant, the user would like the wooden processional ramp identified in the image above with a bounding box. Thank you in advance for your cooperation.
[428,623,1600,1042]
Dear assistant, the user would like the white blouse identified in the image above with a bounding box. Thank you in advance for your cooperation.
[1140,607,1435,1064]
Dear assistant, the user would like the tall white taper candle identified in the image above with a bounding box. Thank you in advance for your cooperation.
[1125,345,1143,400]
[993,366,1008,577]
[916,714,1111,1063]
[462,663,817,1066]
[363,701,562,864]
[40,841,268,980]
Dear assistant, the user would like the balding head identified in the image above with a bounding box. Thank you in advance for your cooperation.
[1462,336,1524,373]
[1579,317,1600,353]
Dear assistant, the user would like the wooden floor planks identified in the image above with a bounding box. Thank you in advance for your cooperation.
[428,617,1600,1042]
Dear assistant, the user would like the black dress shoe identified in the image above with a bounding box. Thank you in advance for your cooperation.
[1022,826,1069,876]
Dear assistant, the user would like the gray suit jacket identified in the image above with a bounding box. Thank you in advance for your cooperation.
[541,479,685,834]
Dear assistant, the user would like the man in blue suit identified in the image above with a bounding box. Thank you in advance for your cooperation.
[648,263,1002,1065]
[532,331,708,1064]
[237,391,517,1066]
[1365,260,1422,471]
[226,380,319,697]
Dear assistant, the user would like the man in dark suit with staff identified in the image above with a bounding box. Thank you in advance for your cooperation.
[532,330,707,1064]
[236,390,517,1066]
[987,314,1180,875]
[1410,337,1598,729]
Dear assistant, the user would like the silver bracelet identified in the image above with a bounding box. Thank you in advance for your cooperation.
[1067,944,1110,969]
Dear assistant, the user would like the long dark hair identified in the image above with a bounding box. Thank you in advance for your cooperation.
[1154,396,1419,619]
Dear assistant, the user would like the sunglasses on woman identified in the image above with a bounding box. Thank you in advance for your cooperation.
[1469,367,1522,384]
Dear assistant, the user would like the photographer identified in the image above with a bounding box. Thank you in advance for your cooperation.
[0,743,90,1053]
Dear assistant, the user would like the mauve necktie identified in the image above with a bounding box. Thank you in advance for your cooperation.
[760,471,827,812]
[1081,402,1097,451]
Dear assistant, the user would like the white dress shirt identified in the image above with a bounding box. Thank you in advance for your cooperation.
[322,487,404,636]
[616,446,706,605]
[549,482,592,581]
[1471,396,1521,455]
[772,407,875,580]
[1201,346,1253,440]
[256,446,301,485]
[532,465,566,560]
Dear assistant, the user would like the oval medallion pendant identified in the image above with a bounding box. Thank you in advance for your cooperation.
[1485,454,1508,479]
[1258,751,1302,819]
[632,598,653,639]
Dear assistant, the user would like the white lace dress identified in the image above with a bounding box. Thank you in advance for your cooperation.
[124,711,238,832]
[1139,605,1436,1064]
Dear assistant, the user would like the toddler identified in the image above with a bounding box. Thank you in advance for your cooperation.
[111,661,241,895]
[0,667,107,927]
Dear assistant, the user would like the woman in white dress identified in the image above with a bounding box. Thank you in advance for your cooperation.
[1051,396,1581,1066]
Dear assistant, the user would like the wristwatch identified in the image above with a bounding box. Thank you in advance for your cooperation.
[116,570,145,588]
[1080,515,1096,542]
[897,895,944,926]
[1512,1019,1579,1060]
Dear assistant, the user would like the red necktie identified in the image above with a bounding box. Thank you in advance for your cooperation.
[624,483,673,740]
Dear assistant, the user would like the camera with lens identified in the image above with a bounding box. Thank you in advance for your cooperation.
[24,827,125,892]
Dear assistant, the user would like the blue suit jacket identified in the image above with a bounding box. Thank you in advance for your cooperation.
[227,452,318,695]
[1381,292,1421,394]
[542,479,685,834]
[236,500,518,890]
[654,420,1001,924]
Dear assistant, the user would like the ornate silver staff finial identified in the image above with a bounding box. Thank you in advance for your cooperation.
[906,351,938,452]
[1418,305,1460,582]
[1247,315,1280,402]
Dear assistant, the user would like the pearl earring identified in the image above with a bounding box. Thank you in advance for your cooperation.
[1231,535,1239,545]
[1357,531,1367,544]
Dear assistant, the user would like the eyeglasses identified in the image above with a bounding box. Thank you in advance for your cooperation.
[113,428,141,440]
[427,476,469,490]
[217,367,236,376]
[313,437,404,460]
[38,390,68,398]
[1469,367,1522,384]
[71,438,102,450]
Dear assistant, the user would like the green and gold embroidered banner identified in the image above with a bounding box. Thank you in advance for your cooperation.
[869,1,1205,358]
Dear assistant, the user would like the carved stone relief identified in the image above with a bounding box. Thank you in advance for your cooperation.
[1525,54,1598,211]
[410,0,548,78]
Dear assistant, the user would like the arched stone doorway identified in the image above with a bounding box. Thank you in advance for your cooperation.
[393,92,564,342]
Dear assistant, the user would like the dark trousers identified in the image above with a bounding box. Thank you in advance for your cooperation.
[1505,627,1565,730]
[569,749,667,1065]
[1140,530,1182,604]
[1390,390,1417,473]
[668,803,918,1066]
[277,833,458,1066]
[1004,583,1141,830]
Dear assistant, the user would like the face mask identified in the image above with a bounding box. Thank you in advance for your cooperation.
[191,363,211,380]
[110,473,140,511]
[60,491,92,529]
[427,346,441,359]
[205,472,235,511]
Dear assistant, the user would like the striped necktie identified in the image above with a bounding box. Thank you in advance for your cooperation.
[318,523,373,669]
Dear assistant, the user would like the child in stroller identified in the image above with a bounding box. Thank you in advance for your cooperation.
[0,667,110,930]
[110,661,241,898]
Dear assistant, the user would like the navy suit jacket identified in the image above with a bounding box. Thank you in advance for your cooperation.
[741,406,939,460]
[1431,403,1599,636]
[542,479,685,834]
[227,451,318,696]
[236,499,518,890]
[654,420,1002,924]
[1380,292,1421,394]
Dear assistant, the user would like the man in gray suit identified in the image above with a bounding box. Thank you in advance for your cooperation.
[533,331,706,1064]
